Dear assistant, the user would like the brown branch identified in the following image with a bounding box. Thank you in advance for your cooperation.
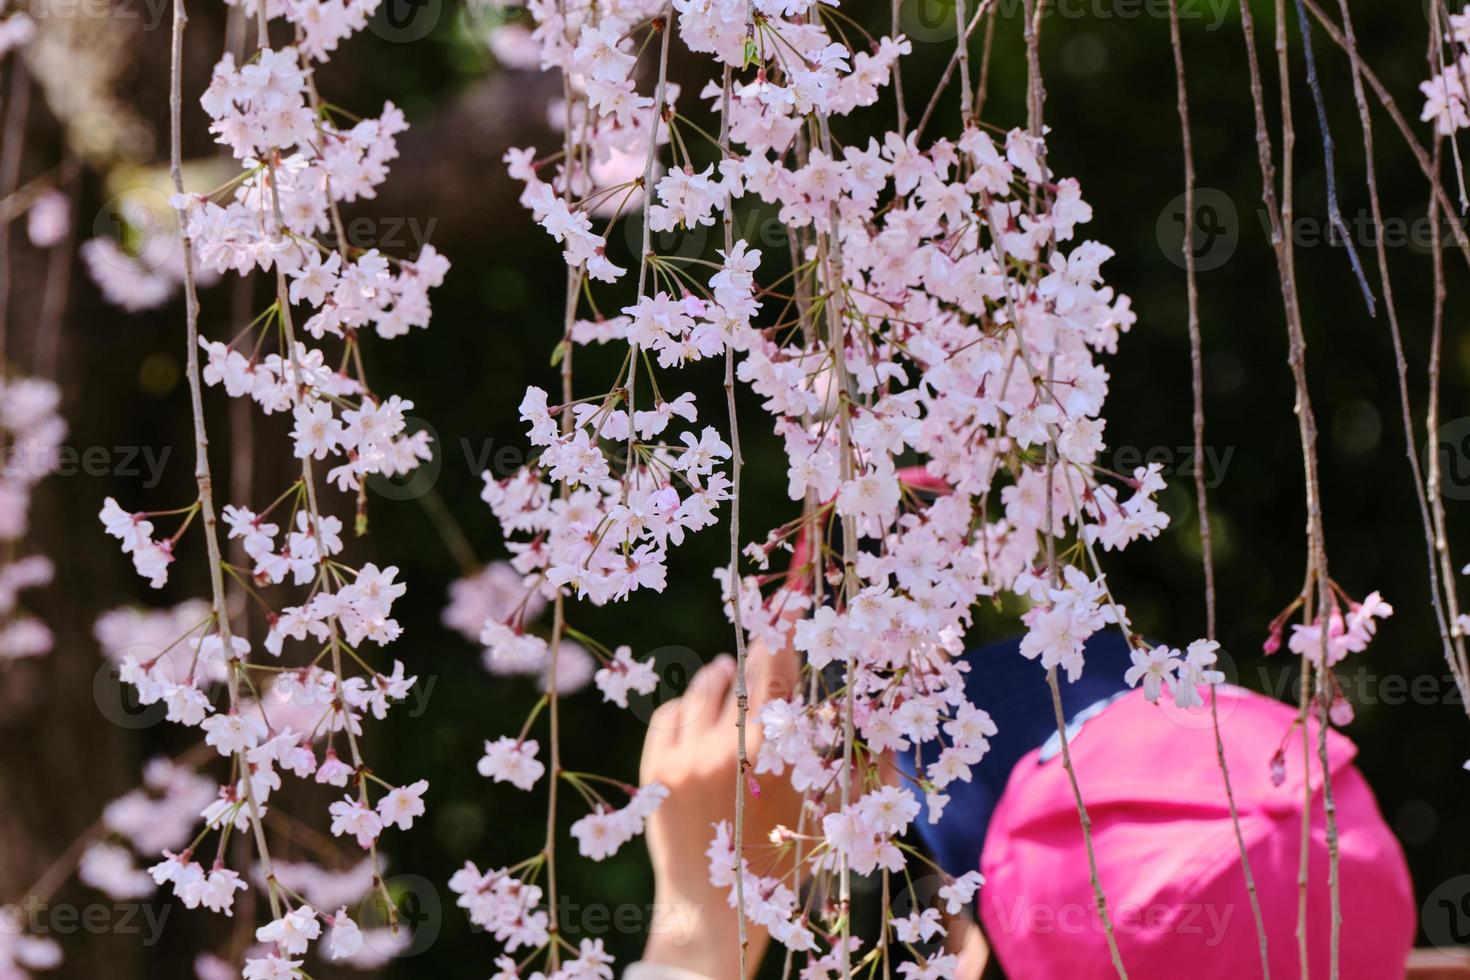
[1431,0,1470,211]
[170,0,281,919]
[719,60,753,978]
[1165,2,1271,974]
[1330,0,1470,714]
[891,0,906,131]
[0,58,30,364]
[812,108,860,977]
[1422,26,1470,714]
[974,2,998,120]
[955,0,973,122]
[1299,0,1470,273]
[33,177,76,380]
[1237,0,1339,969]
[912,0,993,142]
[1291,0,1376,315]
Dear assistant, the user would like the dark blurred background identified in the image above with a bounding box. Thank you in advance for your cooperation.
[3,0,1469,974]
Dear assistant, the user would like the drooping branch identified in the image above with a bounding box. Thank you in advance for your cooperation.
[169,0,281,920]
[1328,0,1470,715]
[1422,26,1470,723]
[1301,0,1470,271]
[1237,0,1342,970]
[0,55,30,363]
[1164,2,1271,973]
[719,58,754,978]
[912,0,993,142]
[1290,0,1376,315]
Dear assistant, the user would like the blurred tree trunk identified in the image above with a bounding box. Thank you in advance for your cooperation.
[1,238,147,979]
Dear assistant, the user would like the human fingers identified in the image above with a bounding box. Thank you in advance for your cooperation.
[718,641,802,753]
[676,653,735,734]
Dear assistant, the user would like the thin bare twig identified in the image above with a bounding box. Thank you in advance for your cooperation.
[1273,1,1339,973]
[955,0,972,122]
[1431,0,1470,211]
[33,176,75,380]
[1237,0,1338,970]
[627,6,675,484]
[1333,0,1470,706]
[1164,3,1271,974]
[812,113,860,977]
[1423,28,1470,714]
[719,60,754,978]
[891,0,906,131]
[974,3,998,121]
[1299,0,1470,272]
[1290,0,1377,315]
[170,0,281,919]
[912,0,993,141]
[0,58,30,364]
[1425,130,1467,711]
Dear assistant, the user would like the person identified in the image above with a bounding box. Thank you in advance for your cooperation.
[625,626,1454,979]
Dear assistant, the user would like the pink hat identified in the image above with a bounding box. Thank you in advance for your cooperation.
[978,686,1414,979]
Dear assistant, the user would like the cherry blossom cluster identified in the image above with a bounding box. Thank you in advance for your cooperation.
[0,375,64,662]
[455,278,763,974]
[1422,5,1470,134]
[709,131,1154,977]
[0,8,33,58]
[94,503,428,967]
[452,0,1412,970]
[87,1,445,975]
[1279,589,1393,666]
[448,0,1232,966]
[1252,586,1394,729]
[201,859,410,973]
[1123,639,1223,707]
[452,777,668,952]
[482,386,731,608]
